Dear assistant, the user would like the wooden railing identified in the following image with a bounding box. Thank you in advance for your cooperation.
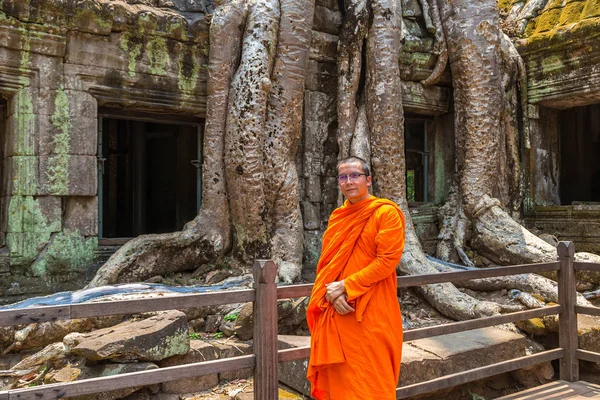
[0,242,599,399]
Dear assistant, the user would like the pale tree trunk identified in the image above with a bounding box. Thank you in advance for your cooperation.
[225,0,279,262]
[264,0,315,282]
[89,0,315,286]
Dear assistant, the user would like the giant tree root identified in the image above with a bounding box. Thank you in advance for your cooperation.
[87,212,227,287]
[471,195,600,284]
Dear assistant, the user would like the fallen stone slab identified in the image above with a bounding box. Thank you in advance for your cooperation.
[71,310,189,362]
[46,362,158,400]
[277,327,552,396]
[159,340,220,394]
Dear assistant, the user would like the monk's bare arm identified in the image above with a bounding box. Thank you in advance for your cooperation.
[344,206,405,301]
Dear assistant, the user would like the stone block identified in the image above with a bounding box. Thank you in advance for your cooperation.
[305,60,337,93]
[301,201,320,230]
[38,114,97,155]
[6,195,62,233]
[403,0,423,18]
[304,89,336,122]
[33,53,65,90]
[64,196,98,236]
[278,335,311,396]
[6,231,52,261]
[212,340,253,381]
[401,327,529,386]
[310,31,338,63]
[38,89,97,119]
[38,155,97,196]
[305,176,321,202]
[159,340,220,394]
[4,156,38,196]
[46,362,159,400]
[4,111,37,157]
[72,311,190,362]
[315,0,339,11]
[303,228,322,266]
[313,6,342,35]
[64,31,129,73]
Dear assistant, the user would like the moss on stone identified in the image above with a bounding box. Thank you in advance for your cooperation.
[119,32,144,77]
[515,317,547,336]
[31,230,98,276]
[498,0,519,12]
[147,37,169,76]
[46,89,71,195]
[559,1,585,25]
[534,8,563,33]
[582,0,600,18]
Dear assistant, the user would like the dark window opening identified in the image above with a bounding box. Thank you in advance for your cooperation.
[99,117,202,239]
[559,104,600,205]
[0,97,7,247]
[405,119,429,203]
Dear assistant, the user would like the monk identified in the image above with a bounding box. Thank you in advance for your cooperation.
[306,156,405,400]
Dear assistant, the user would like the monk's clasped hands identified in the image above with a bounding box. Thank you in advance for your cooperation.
[326,280,355,315]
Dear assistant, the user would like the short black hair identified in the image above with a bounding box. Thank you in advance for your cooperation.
[336,156,370,176]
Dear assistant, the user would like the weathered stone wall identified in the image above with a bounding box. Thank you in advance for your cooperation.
[0,0,452,300]
[0,0,208,303]
[512,0,600,252]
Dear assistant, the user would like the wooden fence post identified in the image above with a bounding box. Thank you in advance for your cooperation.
[557,241,578,382]
[253,260,279,400]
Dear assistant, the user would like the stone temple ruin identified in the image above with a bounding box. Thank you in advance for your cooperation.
[0,0,599,304]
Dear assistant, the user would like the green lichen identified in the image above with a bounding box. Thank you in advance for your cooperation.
[7,231,52,266]
[14,90,36,156]
[120,32,143,77]
[7,196,61,233]
[6,196,60,267]
[147,327,190,360]
[147,37,169,76]
[11,156,37,195]
[540,54,565,74]
[31,230,98,276]
[177,47,202,98]
[46,89,71,195]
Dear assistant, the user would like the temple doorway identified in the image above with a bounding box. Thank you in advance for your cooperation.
[98,115,202,239]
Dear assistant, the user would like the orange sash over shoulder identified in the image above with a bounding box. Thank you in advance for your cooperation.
[306,196,405,400]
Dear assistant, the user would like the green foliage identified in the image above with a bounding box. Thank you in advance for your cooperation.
[189,332,201,340]
[224,313,239,322]
[470,392,486,400]
[407,170,416,202]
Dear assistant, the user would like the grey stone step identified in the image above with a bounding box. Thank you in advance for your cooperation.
[278,326,542,396]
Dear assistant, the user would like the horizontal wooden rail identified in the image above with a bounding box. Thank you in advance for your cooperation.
[277,284,312,299]
[576,349,600,364]
[0,355,255,400]
[575,305,600,317]
[0,289,255,327]
[404,306,561,342]
[574,261,600,272]
[278,346,311,362]
[397,262,560,288]
[396,349,564,399]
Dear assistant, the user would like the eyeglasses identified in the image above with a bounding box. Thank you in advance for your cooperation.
[337,173,368,184]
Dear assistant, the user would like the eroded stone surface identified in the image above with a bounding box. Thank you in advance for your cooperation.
[72,310,190,361]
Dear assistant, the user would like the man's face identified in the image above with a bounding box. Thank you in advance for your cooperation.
[337,161,372,204]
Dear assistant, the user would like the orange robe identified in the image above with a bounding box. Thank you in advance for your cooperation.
[306,196,405,400]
